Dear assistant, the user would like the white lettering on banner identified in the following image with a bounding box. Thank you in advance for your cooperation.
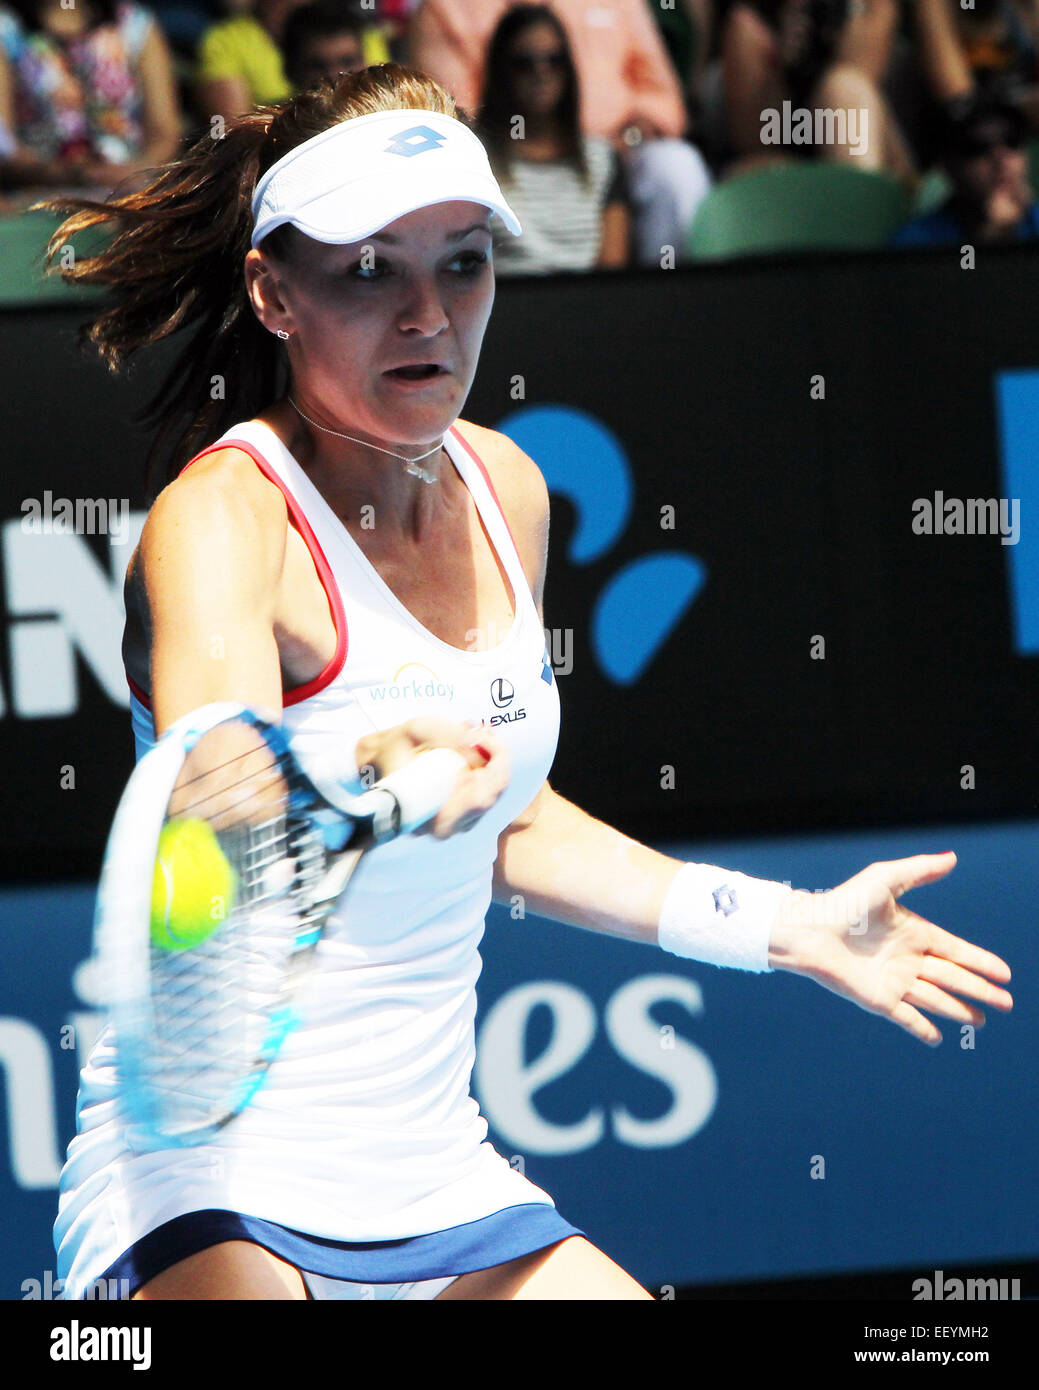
[4,976,718,1189]
[0,1018,62,1187]
[1,513,146,718]
[474,975,718,1155]
[604,975,717,1146]
[476,982,604,1153]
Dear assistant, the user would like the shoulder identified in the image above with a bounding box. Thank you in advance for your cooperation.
[156,442,288,518]
[451,419,550,595]
[136,446,289,587]
[452,418,549,523]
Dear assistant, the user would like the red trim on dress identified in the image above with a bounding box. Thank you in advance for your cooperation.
[126,673,150,707]
[126,436,349,711]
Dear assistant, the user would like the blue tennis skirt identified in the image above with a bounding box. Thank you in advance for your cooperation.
[100,1203,586,1296]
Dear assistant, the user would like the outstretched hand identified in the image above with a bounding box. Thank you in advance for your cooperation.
[768,853,1013,1045]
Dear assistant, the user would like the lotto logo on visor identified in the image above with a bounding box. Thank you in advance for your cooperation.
[250,108,522,250]
[385,125,447,157]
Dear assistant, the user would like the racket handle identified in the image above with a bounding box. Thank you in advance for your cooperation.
[352,747,471,840]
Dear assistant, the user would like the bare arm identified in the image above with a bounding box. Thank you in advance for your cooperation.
[493,784,680,945]
[195,74,253,126]
[407,0,483,116]
[623,0,689,137]
[836,0,899,85]
[913,0,974,104]
[130,21,183,169]
[722,3,780,156]
[597,201,631,268]
[815,63,916,186]
[134,450,287,736]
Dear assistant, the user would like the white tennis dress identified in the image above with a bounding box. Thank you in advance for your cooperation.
[54,418,573,1299]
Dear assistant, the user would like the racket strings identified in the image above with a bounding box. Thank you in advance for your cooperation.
[142,734,332,1136]
[168,743,290,831]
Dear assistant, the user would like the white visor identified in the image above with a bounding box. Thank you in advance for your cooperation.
[251,108,522,250]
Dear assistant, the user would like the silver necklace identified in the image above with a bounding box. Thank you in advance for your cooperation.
[288,396,442,485]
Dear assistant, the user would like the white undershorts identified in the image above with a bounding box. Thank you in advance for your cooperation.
[302,1272,460,1300]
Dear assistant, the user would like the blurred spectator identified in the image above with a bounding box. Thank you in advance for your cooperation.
[282,1,365,90]
[373,0,420,63]
[651,0,712,112]
[409,0,712,266]
[477,4,630,275]
[718,0,914,184]
[892,92,1039,245]
[0,0,181,192]
[196,0,390,122]
[914,0,1039,132]
[149,0,221,58]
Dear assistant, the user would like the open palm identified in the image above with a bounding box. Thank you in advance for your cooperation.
[772,853,1014,1045]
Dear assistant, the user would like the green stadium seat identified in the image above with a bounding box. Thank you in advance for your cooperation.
[0,209,108,308]
[687,163,911,261]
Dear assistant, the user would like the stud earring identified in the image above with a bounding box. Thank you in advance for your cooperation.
[275,329,290,340]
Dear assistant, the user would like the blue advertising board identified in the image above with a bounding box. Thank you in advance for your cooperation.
[1,817,1033,1300]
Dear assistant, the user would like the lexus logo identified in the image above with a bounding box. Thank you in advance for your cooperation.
[490,677,514,708]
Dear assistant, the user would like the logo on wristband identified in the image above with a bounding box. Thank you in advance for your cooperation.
[712,884,739,916]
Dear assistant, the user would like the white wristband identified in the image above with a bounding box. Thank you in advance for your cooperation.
[657,862,793,973]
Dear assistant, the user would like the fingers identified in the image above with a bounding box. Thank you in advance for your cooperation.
[354,719,511,840]
[873,851,957,898]
[355,718,474,779]
[915,950,1014,1010]
[428,729,510,839]
[902,979,985,1028]
[889,999,943,1047]
[923,921,1013,986]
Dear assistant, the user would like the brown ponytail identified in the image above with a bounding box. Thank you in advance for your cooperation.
[34,64,468,490]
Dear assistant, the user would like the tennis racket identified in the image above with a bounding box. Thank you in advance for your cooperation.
[92,701,468,1149]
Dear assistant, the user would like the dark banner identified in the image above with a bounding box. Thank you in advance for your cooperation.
[1,247,1037,877]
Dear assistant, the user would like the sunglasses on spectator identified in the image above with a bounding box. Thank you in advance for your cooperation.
[510,50,568,72]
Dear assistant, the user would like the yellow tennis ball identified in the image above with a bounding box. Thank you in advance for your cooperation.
[150,818,236,951]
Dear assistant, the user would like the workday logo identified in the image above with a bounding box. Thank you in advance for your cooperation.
[494,405,706,685]
[369,662,454,703]
[385,125,446,158]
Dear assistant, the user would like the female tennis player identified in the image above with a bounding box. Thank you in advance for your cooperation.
[45,63,1012,1302]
